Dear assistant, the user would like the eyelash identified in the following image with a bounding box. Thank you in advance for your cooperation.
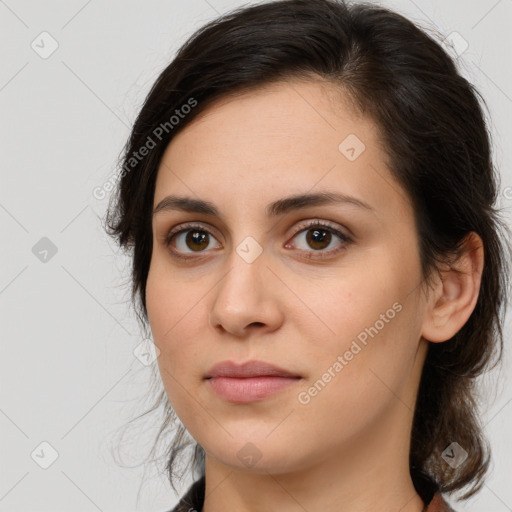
[164,220,352,261]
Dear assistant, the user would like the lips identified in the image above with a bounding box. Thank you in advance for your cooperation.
[205,360,301,403]
[205,360,300,379]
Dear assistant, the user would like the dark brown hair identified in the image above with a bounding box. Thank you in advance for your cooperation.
[105,0,511,503]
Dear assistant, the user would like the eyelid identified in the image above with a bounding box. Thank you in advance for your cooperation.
[285,219,352,259]
[166,221,221,242]
[164,222,222,258]
[287,218,351,242]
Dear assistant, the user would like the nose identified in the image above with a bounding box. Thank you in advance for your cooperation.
[208,246,284,338]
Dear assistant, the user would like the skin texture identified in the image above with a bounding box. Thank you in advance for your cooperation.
[146,79,484,512]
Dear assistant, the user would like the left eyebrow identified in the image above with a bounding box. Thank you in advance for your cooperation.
[152,191,374,217]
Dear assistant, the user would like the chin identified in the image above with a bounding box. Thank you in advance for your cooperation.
[202,434,315,475]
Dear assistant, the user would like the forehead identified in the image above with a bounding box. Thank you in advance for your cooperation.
[164,79,373,161]
[154,79,411,223]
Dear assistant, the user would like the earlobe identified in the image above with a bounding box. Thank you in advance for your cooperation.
[421,232,484,343]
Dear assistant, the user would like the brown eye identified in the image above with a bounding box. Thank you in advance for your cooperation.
[184,230,210,252]
[305,227,333,251]
[287,220,352,260]
[165,224,221,257]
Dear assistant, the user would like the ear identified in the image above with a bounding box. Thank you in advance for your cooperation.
[421,232,484,343]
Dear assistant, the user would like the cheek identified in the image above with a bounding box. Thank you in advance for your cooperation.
[303,263,419,390]
[146,263,210,407]
[313,266,399,346]
[146,254,197,340]
[295,301,418,442]
[146,266,194,372]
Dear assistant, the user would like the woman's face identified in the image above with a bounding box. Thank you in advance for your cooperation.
[146,79,431,475]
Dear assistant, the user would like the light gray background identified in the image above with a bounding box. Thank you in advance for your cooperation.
[1,0,511,511]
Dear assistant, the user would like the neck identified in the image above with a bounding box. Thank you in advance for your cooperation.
[201,406,426,512]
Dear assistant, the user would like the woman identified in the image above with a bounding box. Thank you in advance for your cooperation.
[105,0,511,510]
